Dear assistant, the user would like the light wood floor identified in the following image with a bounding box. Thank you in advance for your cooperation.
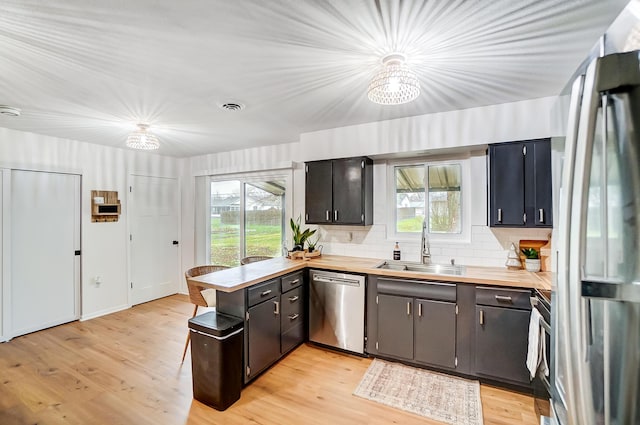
[0,294,539,425]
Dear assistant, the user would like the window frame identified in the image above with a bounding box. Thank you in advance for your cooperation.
[386,154,471,244]
[206,170,292,265]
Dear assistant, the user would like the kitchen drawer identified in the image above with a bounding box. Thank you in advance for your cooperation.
[281,286,304,333]
[247,279,281,307]
[378,278,456,302]
[476,286,531,310]
[281,322,304,354]
[281,271,303,292]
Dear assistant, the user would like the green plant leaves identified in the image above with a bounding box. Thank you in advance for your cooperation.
[521,247,539,259]
[290,214,316,245]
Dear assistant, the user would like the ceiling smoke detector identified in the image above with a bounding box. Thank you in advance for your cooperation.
[218,102,245,111]
[0,105,21,117]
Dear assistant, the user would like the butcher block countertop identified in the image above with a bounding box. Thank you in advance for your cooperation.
[188,254,552,293]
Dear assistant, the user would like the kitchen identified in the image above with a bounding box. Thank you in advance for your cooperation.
[0,1,638,424]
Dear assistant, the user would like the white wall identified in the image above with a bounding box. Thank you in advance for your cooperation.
[0,95,559,334]
[0,127,183,325]
[187,96,558,268]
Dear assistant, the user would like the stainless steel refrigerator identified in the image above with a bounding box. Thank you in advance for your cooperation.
[552,48,640,425]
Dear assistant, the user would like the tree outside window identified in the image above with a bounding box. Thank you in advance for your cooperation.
[394,163,462,234]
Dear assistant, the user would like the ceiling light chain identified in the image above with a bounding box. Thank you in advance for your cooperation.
[126,123,160,150]
[367,53,420,105]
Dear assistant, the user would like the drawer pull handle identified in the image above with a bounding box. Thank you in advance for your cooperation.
[274,301,280,315]
[334,210,338,221]
[495,295,513,303]
[288,295,299,302]
[288,313,299,321]
[326,210,330,221]
[290,279,299,285]
[479,309,485,325]
[497,208,502,223]
[418,303,423,317]
[407,302,411,316]
[261,289,272,297]
[539,208,544,223]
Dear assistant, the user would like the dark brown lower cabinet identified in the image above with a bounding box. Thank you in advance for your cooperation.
[376,290,457,371]
[475,305,531,385]
[377,294,413,359]
[247,297,281,380]
[217,270,306,384]
[415,299,457,369]
[367,275,534,391]
[280,284,304,355]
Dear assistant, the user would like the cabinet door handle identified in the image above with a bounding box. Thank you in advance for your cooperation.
[334,210,338,221]
[406,302,411,316]
[479,309,485,325]
[539,208,544,223]
[418,303,423,317]
[274,301,280,315]
[261,289,272,297]
[326,210,330,221]
[288,295,299,302]
[289,279,299,285]
[288,313,299,321]
[494,295,513,303]
[497,208,503,223]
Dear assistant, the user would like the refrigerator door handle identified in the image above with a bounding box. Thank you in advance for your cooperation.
[565,54,602,425]
[582,279,640,303]
[583,298,593,362]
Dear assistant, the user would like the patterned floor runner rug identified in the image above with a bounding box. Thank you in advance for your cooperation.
[353,359,483,425]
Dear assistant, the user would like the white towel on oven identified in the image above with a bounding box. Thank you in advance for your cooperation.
[526,307,542,379]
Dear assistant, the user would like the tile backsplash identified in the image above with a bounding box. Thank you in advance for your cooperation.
[316,224,551,268]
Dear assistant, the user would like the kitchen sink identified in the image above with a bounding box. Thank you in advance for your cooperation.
[376,260,466,276]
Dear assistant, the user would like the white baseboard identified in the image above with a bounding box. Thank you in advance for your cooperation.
[80,304,130,321]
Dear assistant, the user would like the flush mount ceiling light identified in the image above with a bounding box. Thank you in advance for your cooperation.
[126,124,160,150]
[0,105,21,117]
[367,53,420,105]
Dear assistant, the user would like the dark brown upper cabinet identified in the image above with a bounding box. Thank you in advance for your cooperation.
[305,157,373,225]
[489,138,552,228]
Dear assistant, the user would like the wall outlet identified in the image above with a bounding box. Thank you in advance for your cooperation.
[94,275,102,285]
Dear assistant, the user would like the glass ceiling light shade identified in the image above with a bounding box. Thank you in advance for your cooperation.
[126,124,159,150]
[367,53,420,105]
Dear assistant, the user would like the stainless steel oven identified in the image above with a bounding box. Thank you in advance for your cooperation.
[532,288,552,421]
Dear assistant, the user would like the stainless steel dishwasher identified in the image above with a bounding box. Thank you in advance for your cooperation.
[309,269,365,354]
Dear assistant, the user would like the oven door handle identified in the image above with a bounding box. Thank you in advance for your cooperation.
[539,372,551,393]
[540,316,551,333]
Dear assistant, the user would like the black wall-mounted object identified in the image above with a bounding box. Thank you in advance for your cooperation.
[488,138,552,228]
[305,156,373,225]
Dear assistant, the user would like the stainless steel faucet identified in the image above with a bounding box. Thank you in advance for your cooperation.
[421,220,431,264]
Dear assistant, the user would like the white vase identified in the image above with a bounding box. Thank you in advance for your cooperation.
[525,259,541,272]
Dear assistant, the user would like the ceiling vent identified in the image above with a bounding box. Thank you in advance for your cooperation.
[219,102,245,111]
[0,105,21,117]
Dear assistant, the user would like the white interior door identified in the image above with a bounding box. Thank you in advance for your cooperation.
[11,170,81,337]
[129,175,179,305]
[0,169,5,341]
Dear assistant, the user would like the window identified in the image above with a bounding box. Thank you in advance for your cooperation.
[390,158,468,241]
[210,177,286,267]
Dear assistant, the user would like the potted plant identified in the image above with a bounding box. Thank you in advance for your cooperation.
[290,215,316,251]
[306,234,321,253]
[521,248,541,272]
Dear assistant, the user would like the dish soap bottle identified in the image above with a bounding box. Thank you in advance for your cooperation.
[393,242,401,260]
